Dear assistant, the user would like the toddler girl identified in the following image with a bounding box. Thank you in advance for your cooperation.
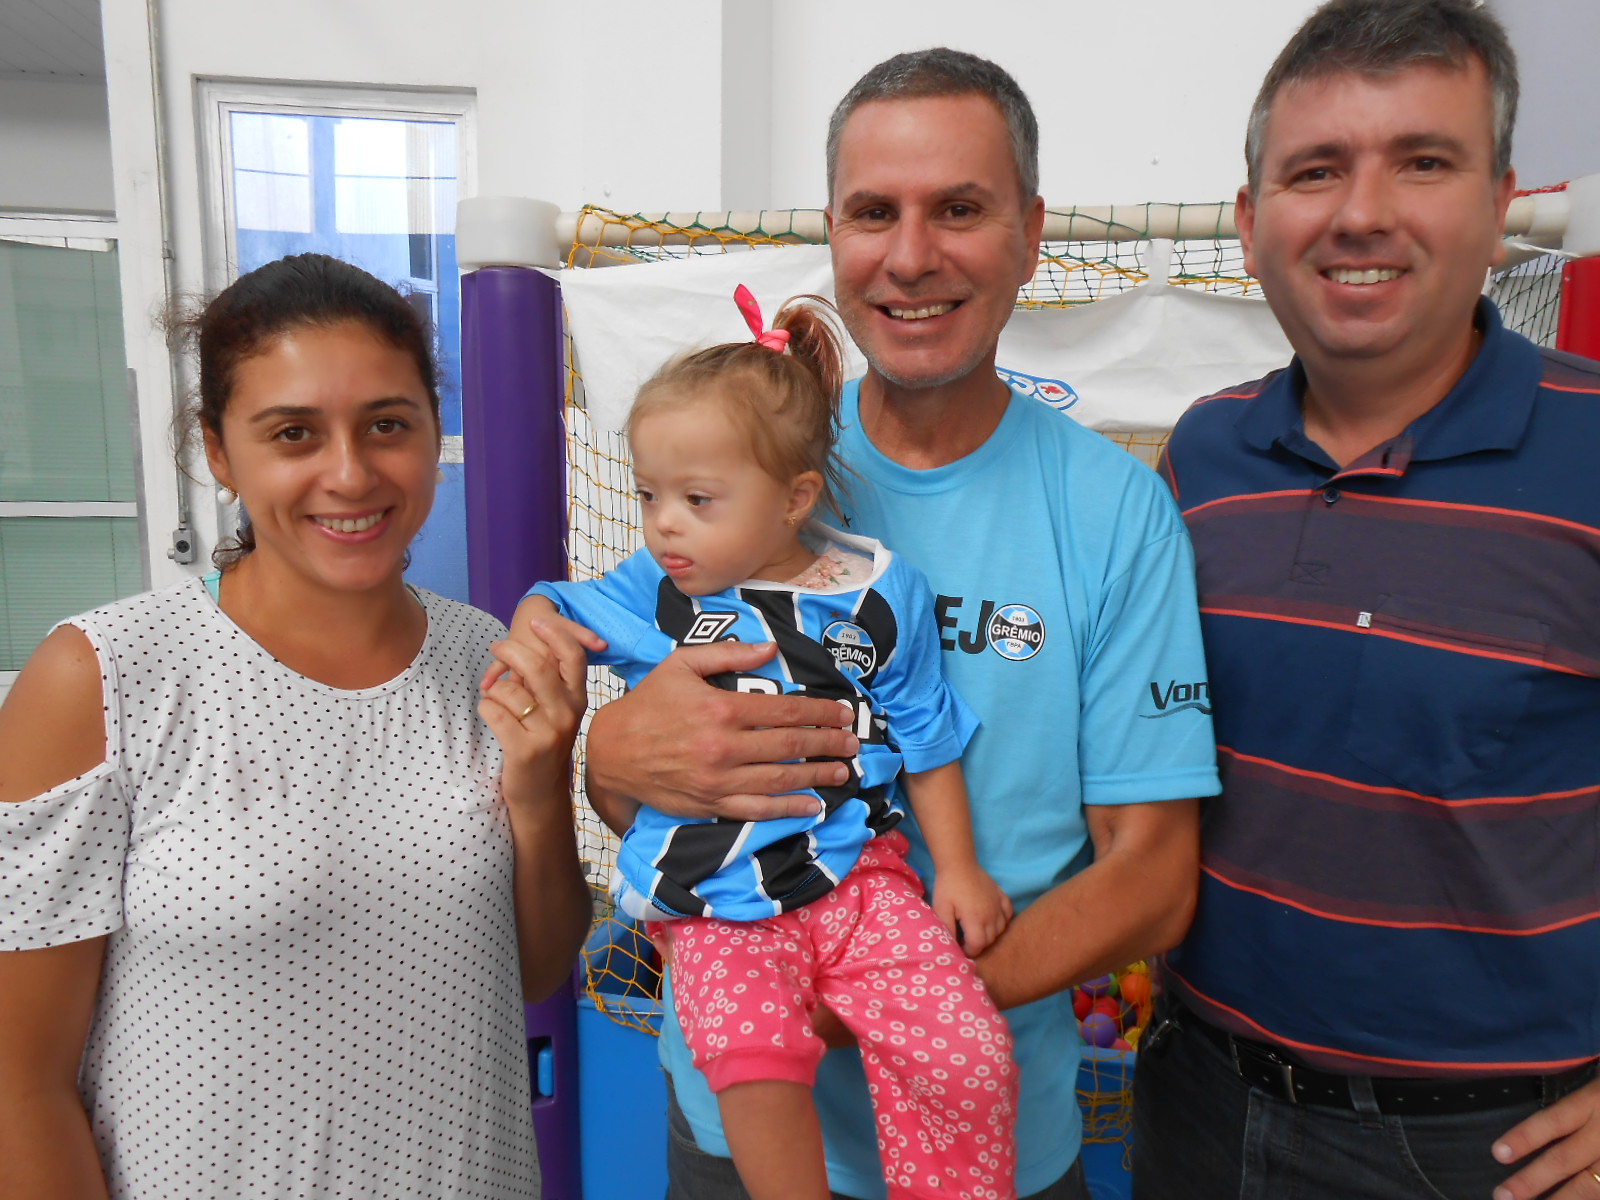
[522,287,1017,1200]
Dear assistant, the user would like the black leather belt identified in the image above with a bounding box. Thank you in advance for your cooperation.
[1185,1011,1596,1116]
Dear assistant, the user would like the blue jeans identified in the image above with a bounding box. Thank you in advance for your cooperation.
[664,1077,1089,1200]
[1131,1001,1592,1200]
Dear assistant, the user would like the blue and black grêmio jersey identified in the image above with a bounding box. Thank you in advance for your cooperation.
[529,524,976,922]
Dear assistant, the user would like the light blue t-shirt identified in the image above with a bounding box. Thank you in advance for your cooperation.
[661,381,1220,1197]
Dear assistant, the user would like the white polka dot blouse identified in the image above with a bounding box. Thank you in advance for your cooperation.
[0,578,539,1198]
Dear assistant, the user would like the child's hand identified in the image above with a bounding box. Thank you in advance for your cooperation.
[932,862,1013,957]
[492,595,606,678]
[486,595,607,691]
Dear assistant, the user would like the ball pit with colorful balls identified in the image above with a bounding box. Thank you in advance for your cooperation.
[1070,962,1155,1052]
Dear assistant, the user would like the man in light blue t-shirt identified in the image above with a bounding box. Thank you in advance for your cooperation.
[578,49,1219,1200]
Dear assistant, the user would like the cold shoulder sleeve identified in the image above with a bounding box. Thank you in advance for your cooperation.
[0,762,130,949]
[0,616,131,950]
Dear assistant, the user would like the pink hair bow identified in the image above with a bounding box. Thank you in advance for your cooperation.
[734,284,790,353]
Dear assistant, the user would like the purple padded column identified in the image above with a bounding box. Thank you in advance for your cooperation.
[461,263,581,1198]
[462,265,568,621]
[526,973,582,1200]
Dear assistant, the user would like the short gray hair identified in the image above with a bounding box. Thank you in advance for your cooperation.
[1245,0,1518,193]
[826,48,1040,206]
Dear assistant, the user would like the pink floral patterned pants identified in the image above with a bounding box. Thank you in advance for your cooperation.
[657,831,1018,1200]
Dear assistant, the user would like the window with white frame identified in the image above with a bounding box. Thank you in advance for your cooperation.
[0,229,143,683]
[198,82,475,602]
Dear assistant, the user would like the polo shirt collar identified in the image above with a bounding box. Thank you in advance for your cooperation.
[1235,298,1540,468]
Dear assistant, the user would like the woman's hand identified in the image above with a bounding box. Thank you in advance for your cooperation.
[478,615,600,802]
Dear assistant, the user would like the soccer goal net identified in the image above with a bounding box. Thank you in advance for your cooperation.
[549,190,1579,1005]
[461,180,1595,1147]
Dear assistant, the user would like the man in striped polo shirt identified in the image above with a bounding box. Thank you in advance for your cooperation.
[1131,2,1600,1198]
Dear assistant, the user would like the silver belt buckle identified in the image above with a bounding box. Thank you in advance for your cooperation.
[1276,1058,1298,1103]
[1232,1038,1299,1103]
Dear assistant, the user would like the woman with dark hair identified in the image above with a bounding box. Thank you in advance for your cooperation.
[0,254,593,1198]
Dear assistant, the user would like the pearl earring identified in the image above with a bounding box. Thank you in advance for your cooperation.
[216,485,238,506]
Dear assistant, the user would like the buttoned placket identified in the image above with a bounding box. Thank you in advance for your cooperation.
[1281,436,1413,611]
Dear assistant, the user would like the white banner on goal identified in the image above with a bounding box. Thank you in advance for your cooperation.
[557,242,1292,439]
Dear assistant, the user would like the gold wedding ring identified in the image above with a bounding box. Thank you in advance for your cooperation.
[515,701,538,721]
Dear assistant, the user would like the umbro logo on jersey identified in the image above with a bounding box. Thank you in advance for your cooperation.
[1143,679,1211,718]
[683,611,739,645]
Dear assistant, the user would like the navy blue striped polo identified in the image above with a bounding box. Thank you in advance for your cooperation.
[1161,298,1600,1077]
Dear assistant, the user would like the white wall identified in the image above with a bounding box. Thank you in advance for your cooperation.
[105,0,1600,223]
[147,0,792,256]
[148,0,1328,229]
[1491,0,1600,189]
[0,75,114,212]
[127,0,1600,222]
[767,0,1320,208]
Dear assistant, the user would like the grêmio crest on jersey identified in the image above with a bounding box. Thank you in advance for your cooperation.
[822,619,878,679]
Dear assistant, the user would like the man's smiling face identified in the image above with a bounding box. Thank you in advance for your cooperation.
[1237,58,1515,378]
[827,93,1042,395]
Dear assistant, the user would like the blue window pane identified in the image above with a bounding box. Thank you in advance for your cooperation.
[229,110,467,600]
[406,464,469,603]
[231,113,462,437]
[229,476,468,604]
